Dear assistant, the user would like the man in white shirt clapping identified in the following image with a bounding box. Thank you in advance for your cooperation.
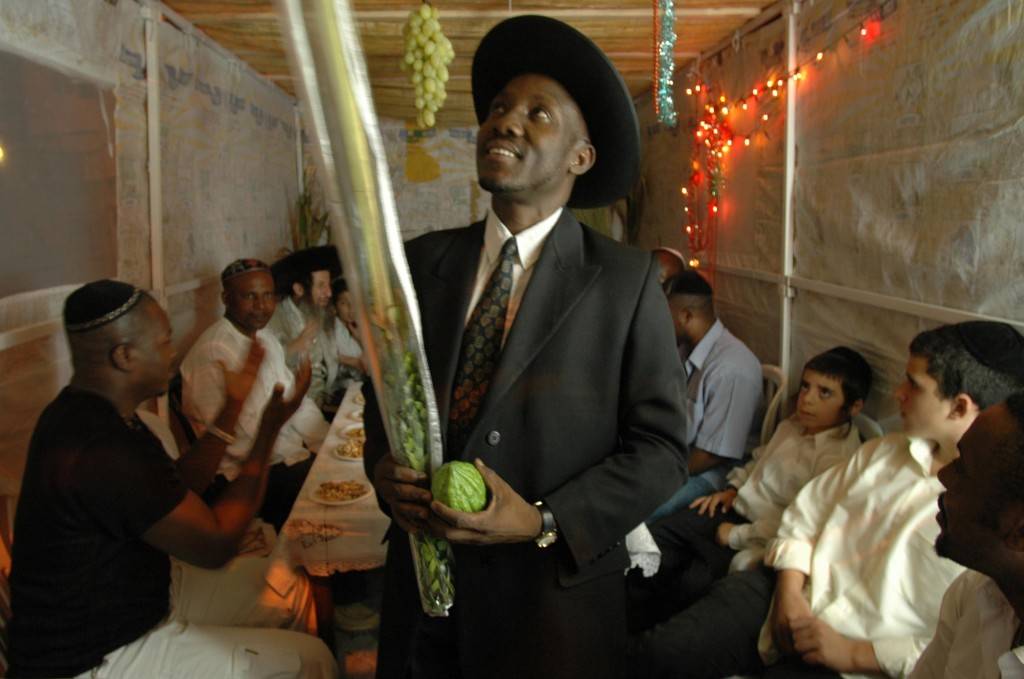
[181,259,329,531]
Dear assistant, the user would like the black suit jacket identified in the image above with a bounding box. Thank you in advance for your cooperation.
[364,210,688,679]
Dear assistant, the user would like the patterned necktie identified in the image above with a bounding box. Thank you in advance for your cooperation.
[448,236,519,453]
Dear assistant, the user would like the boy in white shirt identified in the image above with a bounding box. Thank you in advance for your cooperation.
[628,321,1024,679]
[629,347,870,629]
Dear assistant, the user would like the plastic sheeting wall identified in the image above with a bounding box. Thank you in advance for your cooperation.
[634,14,787,366]
[0,51,117,298]
[379,120,489,239]
[0,0,298,490]
[793,0,1023,420]
[0,0,145,491]
[158,19,299,352]
[634,0,1024,424]
[796,0,1024,319]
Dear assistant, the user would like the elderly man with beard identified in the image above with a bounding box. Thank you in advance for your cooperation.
[181,258,328,531]
[268,246,342,408]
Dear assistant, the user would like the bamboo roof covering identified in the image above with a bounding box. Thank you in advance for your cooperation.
[162,0,780,126]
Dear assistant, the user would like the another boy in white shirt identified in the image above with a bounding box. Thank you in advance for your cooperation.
[629,347,869,629]
[628,321,1024,679]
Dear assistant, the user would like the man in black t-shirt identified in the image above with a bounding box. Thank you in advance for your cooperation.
[9,280,338,679]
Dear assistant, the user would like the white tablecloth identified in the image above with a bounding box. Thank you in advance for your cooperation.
[273,382,390,576]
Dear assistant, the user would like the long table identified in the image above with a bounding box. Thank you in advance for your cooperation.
[274,382,390,577]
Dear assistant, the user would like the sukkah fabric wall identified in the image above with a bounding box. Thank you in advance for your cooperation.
[634,13,786,368]
[0,0,299,490]
[158,18,298,353]
[633,0,1024,426]
[791,0,1024,426]
[381,121,489,237]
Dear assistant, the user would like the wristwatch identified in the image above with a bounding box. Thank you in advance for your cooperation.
[533,500,558,548]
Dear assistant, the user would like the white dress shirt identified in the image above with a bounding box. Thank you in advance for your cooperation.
[464,207,562,342]
[180,317,328,480]
[911,570,1024,679]
[725,416,861,571]
[760,433,966,678]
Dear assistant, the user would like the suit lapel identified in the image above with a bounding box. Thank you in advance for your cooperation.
[474,211,601,430]
[417,222,484,427]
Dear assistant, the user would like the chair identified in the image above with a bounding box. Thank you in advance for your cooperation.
[853,412,884,442]
[759,364,787,447]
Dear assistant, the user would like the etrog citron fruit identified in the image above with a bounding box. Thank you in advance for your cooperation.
[432,461,487,512]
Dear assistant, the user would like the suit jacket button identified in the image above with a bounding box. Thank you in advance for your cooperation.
[486,430,501,446]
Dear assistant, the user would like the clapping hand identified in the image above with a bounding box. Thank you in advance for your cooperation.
[221,339,265,406]
[296,318,320,354]
[259,357,312,433]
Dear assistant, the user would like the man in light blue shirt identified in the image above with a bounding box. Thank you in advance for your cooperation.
[648,270,762,522]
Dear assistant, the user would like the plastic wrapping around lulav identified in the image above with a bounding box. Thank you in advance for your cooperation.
[276,0,454,616]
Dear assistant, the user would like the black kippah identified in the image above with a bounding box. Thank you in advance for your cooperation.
[663,270,713,297]
[64,279,144,333]
[956,321,1024,381]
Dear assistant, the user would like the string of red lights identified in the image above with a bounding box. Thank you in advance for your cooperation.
[680,11,888,270]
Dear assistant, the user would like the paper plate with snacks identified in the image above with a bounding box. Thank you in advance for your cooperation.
[332,424,366,461]
[310,479,372,505]
[333,438,363,461]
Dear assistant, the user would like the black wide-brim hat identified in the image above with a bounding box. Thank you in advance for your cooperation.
[471,15,641,209]
[271,245,342,295]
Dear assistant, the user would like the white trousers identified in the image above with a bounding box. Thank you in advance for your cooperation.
[75,555,338,679]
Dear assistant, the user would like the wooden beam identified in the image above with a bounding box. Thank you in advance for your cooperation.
[168,6,763,24]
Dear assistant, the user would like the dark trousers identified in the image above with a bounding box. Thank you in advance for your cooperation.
[629,506,746,632]
[405,613,462,679]
[202,454,314,533]
[627,568,842,679]
[627,568,774,679]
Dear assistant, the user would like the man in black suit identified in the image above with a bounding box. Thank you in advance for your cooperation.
[363,16,688,679]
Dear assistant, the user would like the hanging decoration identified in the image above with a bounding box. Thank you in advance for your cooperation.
[652,0,678,127]
[680,6,892,269]
[401,2,455,129]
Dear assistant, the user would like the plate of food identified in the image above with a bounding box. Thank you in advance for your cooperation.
[341,422,365,437]
[309,479,371,505]
[333,436,364,461]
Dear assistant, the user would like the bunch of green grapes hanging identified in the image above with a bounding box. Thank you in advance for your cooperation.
[401,2,455,129]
